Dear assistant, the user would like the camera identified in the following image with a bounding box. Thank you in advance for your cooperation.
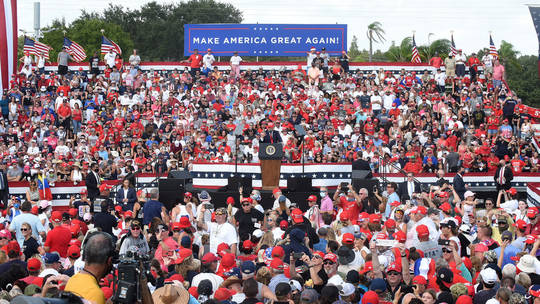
[112,247,151,304]
[293,252,304,259]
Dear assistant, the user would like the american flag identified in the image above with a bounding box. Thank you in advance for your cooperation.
[101,36,122,55]
[411,34,421,63]
[450,34,457,56]
[0,0,17,91]
[489,35,498,59]
[23,37,52,60]
[63,37,86,62]
[528,5,540,78]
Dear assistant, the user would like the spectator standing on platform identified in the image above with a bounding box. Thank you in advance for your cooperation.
[89,51,100,78]
[468,52,481,82]
[493,59,506,88]
[103,49,116,68]
[128,49,141,69]
[184,49,203,77]
[455,49,466,78]
[230,51,243,80]
[429,52,443,68]
[202,48,215,75]
[444,52,456,79]
[57,47,72,76]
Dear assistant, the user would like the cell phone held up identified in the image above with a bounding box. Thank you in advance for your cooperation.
[438,239,451,246]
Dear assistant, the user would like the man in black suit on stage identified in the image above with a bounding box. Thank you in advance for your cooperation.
[494,160,513,191]
[453,167,467,201]
[261,122,282,144]
[0,162,9,208]
[399,172,421,201]
[86,163,101,201]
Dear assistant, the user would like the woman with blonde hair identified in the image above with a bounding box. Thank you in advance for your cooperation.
[175,248,200,283]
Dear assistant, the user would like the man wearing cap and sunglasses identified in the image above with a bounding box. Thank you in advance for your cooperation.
[198,205,238,255]
[118,219,149,256]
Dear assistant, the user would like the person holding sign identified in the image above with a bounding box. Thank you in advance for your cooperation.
[230,51,243,80]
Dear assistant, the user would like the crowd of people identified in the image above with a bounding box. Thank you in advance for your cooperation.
[0,45,538,304]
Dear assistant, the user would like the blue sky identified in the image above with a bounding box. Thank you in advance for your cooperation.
[17,0,540,56]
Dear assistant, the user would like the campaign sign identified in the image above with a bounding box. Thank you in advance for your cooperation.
[184,24,347,57]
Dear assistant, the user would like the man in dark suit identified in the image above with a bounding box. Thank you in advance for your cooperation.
[453,167,467,201]
[85,163,101,201]
[261,122,282,143]
[115,179,137,211]
[399,172,421,201]
[494,160,513,191]
[0,162,8,208]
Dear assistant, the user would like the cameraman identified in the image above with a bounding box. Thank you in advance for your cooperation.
[65,232,115,304]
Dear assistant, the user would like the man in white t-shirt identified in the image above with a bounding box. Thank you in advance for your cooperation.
[482,50,494,74]
[306,47,317,68]
[104,50,116,68]
[371,91,383,115]
[230,51,243,80]
[202,49,215,75]
[198,207,237,254]
[382,90,395,110]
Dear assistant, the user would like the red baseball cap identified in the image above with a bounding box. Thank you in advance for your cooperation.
[27,257,41,272]
[415,206,428,215]
[323,253,338,263]
[514,219,528,230]
[51,211,63,223]
[307,195,317,202]
[342,233,354,244]
[242,239,255,251]
[279,220,289,229]
[201,252,220,264]
[80,188,88,195]
[272,187,281,195]
[412,275,427,285]
[99,184,112,192]
[527,207,539,219]
[386,262,402,273]
[272,246,285,258]
[416,225,429,238]
[393,230,407,243]
[360,261,373,274]
[69,208,77,217]
[178,217,191,229]
[217,243,230,256]
[226,196,235,205]
[506,188,517,196]
[270,258,284,270]
[175,248,193,264]
[291,208,304,223]
[7,240,20,255]
[440,202,451,213]
[68,245,81,259]
[114,205,122,212]
[369,213,381,224]
[214,288,233,301]
[385,219,396,229]
[474,243,489,252]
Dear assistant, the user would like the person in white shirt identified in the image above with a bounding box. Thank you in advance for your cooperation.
[371,91,383,115]
[230,51,243,80]
[482,50,494,74]
[36,54,46,74]
[455,49,466,78]
[128,49,141,68]
[104,50,116,68]
[306,47,317,69]
[382,90,395,110]
[197,206,237,255]
[202,49,215,75]
[435,68,446,93]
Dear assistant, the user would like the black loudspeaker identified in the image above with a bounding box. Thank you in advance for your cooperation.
[287,177,312,192]
[351,178,380,196]
[226,176,252,192]
[168,170,192,180]
[352,170,372,179]
[158,179,186,210]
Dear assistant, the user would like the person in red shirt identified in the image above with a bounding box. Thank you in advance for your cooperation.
[429,52,443,68]
[44,211,72,258]
[57,100,72,130]
[467,53,481,82]
[510,155,525,173]
[184,49,203,77]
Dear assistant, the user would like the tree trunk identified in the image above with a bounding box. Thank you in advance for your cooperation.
[369,32,373,62]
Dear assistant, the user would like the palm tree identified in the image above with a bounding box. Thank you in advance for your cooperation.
[498,40,521,70]
[366,22,385,62]
[385,37,412,62]
[418,39,451,62]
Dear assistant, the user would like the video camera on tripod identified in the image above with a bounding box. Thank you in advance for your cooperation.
[112,246,151,304]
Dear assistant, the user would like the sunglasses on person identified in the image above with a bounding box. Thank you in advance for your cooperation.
[242,204,250,207]
[323,261,335,265]
[387,271,400,276]
[442,248,453,253]
[131,226,141,230]
[215,211,226,215]
[20,228,29,232]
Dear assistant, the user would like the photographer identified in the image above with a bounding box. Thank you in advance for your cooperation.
[65,232,116,304]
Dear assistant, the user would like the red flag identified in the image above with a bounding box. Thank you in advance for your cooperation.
[0,0,17,91]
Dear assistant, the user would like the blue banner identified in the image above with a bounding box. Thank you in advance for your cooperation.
[184,24,347,57]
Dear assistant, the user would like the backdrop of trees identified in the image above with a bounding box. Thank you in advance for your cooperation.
[17,1,540,106]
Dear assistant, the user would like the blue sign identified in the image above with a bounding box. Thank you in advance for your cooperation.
[184,24,347,57]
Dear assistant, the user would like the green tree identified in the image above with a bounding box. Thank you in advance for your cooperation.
[385,37,412,62]
[349,35,361,60]
[100,0,243,61]
[506,55,540,107]
[40,18,133,62]
[417,39,451,62]
[498,40,520,70]
[366,22,385,62]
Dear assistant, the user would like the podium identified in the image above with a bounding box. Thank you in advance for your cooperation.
[259,143,283,191]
